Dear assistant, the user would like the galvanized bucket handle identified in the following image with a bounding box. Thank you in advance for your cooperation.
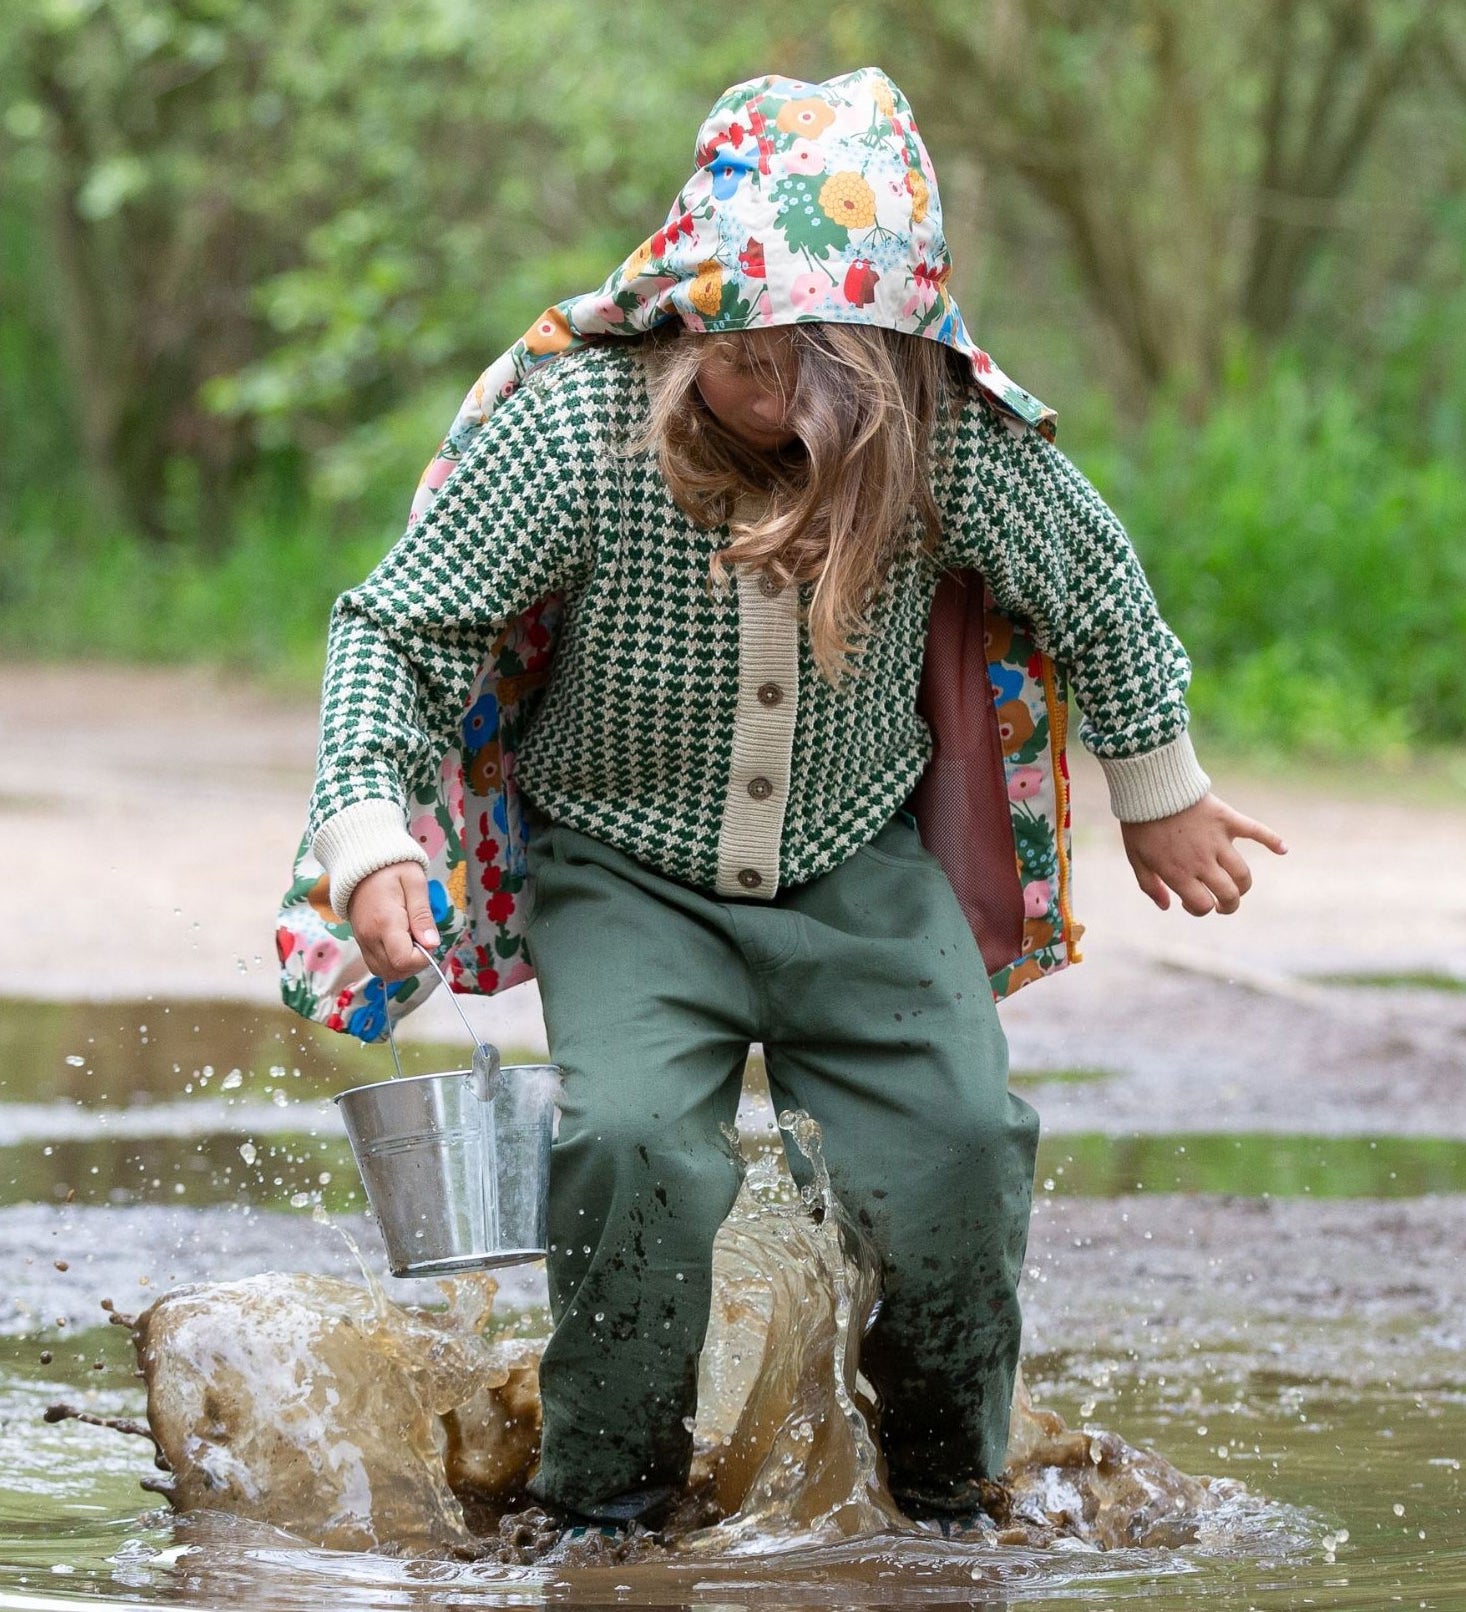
[382,944,503,1098]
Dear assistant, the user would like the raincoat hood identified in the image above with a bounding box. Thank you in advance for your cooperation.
[407,66,1056,526]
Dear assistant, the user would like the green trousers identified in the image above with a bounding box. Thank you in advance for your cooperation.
[520,806,1040,1525]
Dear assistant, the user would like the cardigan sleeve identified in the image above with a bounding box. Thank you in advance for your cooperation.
[306,364,598,915]
[936,393,1211,822]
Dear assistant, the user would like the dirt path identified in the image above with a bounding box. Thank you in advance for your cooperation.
[4,662,1464,1134]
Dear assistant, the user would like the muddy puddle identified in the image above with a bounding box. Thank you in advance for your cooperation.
[1,995,1463,1608]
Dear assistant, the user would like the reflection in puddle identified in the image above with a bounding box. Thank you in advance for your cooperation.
[0,1131,360,1213]
[0,994,505,1109]
[9,1126,1466,1217]
[1036,1131,1466,1198]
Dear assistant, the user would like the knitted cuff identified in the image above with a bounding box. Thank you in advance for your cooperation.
[311,798,430,922]
[1097,729,1212,822]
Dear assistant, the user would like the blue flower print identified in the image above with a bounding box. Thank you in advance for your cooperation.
[988,662,1025,704]
[709,143,758,200]
[462,692,500,751]
[348,977,388,1042]
[427,878,452,924]
[347,975,406,1043]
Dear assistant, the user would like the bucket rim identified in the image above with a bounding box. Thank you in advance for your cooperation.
[333,1062,562,1106]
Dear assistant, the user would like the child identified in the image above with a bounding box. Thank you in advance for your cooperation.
[299,68,1285,1531]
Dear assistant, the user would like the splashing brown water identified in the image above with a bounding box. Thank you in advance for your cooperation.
[127,1110,1240,1559]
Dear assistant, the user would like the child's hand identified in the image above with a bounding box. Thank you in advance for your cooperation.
[347,862,441,980]
[1120,793,1287,916]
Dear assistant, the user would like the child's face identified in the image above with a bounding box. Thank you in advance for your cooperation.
[694,329,800,450]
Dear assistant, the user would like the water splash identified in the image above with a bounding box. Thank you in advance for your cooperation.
[684,1107,902,1548]
[133,1270,541,1554]
[310,1203,391,1321]
[126,1110,1249,1560]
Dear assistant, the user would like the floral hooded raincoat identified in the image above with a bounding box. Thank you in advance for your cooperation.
[276,66,1084,1043]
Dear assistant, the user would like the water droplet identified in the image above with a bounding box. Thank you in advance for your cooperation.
[271,1090,290,1108]
[64,1054,85,1067]
[220,1070,243,1091]
[317,1171,332,1185]
[290,1192,312,1208]
[238,1142,257,1165]
[1393,1502,1405,1517]
[593,1312,605,1323]
[1042,1177,1055,1191]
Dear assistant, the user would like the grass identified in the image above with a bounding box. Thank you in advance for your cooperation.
[1009,1066,1117,1086]
[1300,971,1466,993]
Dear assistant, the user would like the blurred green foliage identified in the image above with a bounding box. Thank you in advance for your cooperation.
[1,0,1463,762]
[1089,329,1466,758]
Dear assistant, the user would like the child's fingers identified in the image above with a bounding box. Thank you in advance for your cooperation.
[352,870,430,980]
[379,933,421,976]
[1217,843,1253,896]
[400,865,441,951]
[379,885,426,974]
[1201,863,1242,915]
[1226,809,1288,855]
[1173,874,1218,917]
[1134,866,1171,910]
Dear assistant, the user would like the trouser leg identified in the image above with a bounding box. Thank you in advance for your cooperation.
[521,817,755,1522]
[758,812,1041,1513]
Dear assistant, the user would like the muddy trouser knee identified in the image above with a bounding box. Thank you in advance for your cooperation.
[520,806,1039,1524]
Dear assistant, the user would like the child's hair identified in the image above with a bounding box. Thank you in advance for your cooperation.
[623,322,969,686]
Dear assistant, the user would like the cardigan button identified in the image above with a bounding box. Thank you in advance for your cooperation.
[757,681,783,707]
[737,867,763,890]
[758,572,783,598]
[747,776,773,800]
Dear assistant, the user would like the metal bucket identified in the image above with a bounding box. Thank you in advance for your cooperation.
[333,948,560,1277]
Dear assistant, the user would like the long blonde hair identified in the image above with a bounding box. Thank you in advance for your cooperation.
[623,322,968,685]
